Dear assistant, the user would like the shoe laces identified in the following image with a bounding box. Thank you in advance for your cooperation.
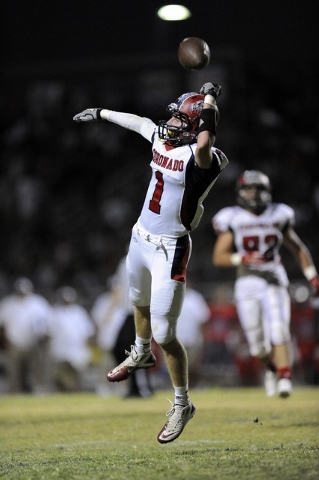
[164,400,188,432]
[111,346,139,372]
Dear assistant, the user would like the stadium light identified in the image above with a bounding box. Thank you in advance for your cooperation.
[157,4,192,21]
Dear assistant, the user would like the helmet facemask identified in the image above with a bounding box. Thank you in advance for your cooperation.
[158,92,204,146]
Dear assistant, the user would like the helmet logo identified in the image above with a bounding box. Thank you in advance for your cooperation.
[190,100,203,116]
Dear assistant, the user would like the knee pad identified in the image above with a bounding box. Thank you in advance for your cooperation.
[151,314,177,345]
[245,327,271,358]
[255,347,271,359]
[271,322,291,345]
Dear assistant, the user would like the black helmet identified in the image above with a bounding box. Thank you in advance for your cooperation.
[158,92,204,146]
[236,170,272,213]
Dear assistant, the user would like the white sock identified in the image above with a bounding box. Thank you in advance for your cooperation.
[135,336,151,354]
[174,385,189,406]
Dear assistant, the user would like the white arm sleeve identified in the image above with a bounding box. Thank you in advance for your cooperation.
[100,109,156,142]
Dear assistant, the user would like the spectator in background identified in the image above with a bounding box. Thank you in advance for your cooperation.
[176,286,211,387]
[0,277,53,393]
[90,278,135,397]
[202,285,239,386]
[48,286,95,392]
[109,256,154,398]
[212,170,319,398]
[90,286,117,396]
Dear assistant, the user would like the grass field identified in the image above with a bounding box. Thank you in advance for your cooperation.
[0,387,318,480]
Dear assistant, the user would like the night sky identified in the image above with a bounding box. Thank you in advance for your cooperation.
[2,0,319,68]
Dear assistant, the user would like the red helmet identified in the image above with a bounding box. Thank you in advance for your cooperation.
[158,92,204,146]
[236,170,272,213]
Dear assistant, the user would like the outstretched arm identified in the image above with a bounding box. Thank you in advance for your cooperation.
[195,83,221,169]
[73,108,156,142]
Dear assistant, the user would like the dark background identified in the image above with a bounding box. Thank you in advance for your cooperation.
[1,0,319,303]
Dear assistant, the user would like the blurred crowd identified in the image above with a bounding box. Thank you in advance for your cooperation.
[1,50,319,393]
[0,275,318,396]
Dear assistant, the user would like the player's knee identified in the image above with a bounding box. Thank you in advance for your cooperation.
[254,347,270,359]
[271,324,291,344]
[250,342,271,358]
[151,315,177,345]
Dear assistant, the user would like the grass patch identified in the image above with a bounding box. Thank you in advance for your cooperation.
[0,387,318,479]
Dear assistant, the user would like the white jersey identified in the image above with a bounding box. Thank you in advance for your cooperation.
[48,304,94,370]
[139,134,228,237]
[212,203,295,287]
[176,288,210,347]
[0,293,53,350]
[105,110,228,237]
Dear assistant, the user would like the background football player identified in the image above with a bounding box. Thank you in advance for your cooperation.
[212,170,319,398]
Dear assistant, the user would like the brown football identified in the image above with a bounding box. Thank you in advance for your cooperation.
[178,37,210,71]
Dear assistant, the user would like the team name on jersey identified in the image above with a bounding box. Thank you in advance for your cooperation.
[152,148,185,172]
[238,221,280,230]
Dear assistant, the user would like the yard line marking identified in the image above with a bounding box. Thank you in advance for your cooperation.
[52,439,226,448]
[52,440,116,447]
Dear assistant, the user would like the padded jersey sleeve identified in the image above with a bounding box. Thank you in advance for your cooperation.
[101,109,156,142]
[212,206,237,234]
[275,203,295,230]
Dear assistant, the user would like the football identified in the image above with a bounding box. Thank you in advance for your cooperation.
[178,37,210,71]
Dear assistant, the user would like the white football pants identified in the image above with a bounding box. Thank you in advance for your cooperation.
[234,275,291,358]
[126,222,192,345]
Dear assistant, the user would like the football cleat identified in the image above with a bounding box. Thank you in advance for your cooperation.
[278,378,292,398]
[107,345,156,382]
[157,401,196,444]
[264,370,277,397]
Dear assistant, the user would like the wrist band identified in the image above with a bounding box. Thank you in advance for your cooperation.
[204,94,216,106]
[230,253,242,266]
[303,265,318,281]
[198,108,217,135]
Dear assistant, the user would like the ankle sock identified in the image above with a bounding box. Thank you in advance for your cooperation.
[135,336,151,354]
[277,366,292,380]
[174,385,189,406]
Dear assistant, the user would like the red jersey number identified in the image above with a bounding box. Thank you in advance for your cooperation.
[149,171,164,214]
[242,234,279,260]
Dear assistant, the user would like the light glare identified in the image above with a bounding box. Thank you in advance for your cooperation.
[157,5,191,21]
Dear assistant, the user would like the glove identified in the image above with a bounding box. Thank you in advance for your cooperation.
[309,277,319,297]
[241,251,268,266]
[73,108,103,122]
[200,83,222,100]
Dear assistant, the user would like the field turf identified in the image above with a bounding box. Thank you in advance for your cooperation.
[0,387,318,479]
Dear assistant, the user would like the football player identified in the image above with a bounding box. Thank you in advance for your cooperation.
[212,170,319,397]
[73,82,228,443]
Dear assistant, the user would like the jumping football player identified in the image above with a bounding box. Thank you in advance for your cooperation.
[73,82,228,443]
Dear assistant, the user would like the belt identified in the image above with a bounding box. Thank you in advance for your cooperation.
[135,222,172,246]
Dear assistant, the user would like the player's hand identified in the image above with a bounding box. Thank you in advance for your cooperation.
[73,108,103,122]
[241,251,268,266]
[200,83,222,100]
[309,277,319,297]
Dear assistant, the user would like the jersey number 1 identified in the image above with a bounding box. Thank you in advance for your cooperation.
[149,171,164,214]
